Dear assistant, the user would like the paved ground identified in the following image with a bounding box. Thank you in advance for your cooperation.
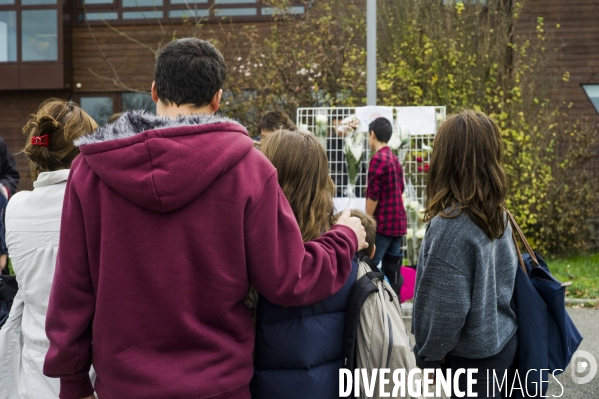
[402,306,599,398]
[547,308,599,398]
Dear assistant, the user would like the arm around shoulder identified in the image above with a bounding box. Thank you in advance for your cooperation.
[245,174,358,307]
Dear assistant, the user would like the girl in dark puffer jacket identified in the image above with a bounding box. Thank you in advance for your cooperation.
[250,130,373,399]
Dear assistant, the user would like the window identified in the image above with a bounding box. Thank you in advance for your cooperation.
[80,97,114,126]
[21,9,57,61]
[0,0,60,63]
[582,85,599,115]
[0,0,64,89]
[122,92,156,114]
[77,92,156,126]
[76,0,307,23]
[0,11,16,61]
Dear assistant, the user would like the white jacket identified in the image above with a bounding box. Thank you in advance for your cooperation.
[0,170,93,399]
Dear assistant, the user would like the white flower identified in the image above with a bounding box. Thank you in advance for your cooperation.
[406,228,414,239]
[298,124,309,131]
[345,135,364,161]
[415,229,426,240]
[296,68,308,75]
[316,115,327,124]
[436,113,445,123]
[422,145,433,152]
[388,131,402,150]
[245,72,251,77]
[237,57,242,61]
[400,126,410,142]
[409,200,421,210]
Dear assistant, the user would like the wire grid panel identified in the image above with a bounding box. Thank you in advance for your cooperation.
[297,106,445,205]
[297,107,370,198]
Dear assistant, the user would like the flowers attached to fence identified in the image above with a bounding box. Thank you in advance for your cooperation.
[315,114,328,149]
[338,115,364,196]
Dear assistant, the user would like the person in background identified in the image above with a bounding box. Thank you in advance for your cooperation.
[365,117,407,295]
[254,110,296,146]
[0,136,20,276]
[0,99,98,399]
[43,38,366,399]
[412,111,518,399]
[251,129,376,399]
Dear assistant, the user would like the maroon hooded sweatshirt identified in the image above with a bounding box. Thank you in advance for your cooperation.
[43,112,357,399]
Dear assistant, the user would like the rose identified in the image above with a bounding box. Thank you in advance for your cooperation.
[416,156,423,163]
[406,228,414,239]
[424,164,430,173]
[415,229,426,240]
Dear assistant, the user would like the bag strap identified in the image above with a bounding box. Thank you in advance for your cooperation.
[511,229,527,273]
[506,211,540,268]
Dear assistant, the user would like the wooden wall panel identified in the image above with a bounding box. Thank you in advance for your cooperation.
[516,0,599,170]
[516,0,599,120]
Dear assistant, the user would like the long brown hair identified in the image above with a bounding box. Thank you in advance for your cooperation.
[22,99,97,180]
[423,110,508,239]
[262,130,335,242]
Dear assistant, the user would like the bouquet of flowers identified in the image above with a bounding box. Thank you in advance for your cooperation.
[315,114,328,149]
[337,115,363,198]
[403,191,427,266]
[388,124,410,162]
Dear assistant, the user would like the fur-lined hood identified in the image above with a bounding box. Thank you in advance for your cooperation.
[76,110,254,213]
[76,110,241,146]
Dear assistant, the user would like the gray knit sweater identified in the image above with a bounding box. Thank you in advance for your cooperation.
[411,211,518,368]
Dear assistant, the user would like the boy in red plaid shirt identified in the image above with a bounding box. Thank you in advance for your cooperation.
[366,117,407,295]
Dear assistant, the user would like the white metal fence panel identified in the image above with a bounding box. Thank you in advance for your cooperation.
[297,106,446,262]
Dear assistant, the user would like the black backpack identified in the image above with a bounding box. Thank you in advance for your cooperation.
[0,275,18,328]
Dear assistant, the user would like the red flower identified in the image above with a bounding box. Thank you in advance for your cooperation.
[416,157,423,163]
[417,166,423,172]
[424,164,430,173]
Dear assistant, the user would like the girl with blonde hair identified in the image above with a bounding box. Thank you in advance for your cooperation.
[0,99,97,399]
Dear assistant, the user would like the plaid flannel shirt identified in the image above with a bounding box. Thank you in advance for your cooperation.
[367,146,407,236]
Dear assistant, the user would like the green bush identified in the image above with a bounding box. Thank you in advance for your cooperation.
[375,0,599,253]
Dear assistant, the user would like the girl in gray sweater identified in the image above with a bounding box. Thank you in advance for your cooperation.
[412,110,518,399]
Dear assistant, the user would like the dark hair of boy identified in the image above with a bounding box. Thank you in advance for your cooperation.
[258,111,297,135]
[154,38,226,107]
[334,209,377,259]
[368,117,393,143]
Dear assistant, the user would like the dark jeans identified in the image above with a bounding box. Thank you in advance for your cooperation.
[372,233,404,294]
[449,333,518,399]
[372,233,403,266]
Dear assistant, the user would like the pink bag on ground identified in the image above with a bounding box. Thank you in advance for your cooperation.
[399,266,416,303]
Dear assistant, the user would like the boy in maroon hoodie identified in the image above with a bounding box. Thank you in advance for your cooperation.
[43,38,367,399]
